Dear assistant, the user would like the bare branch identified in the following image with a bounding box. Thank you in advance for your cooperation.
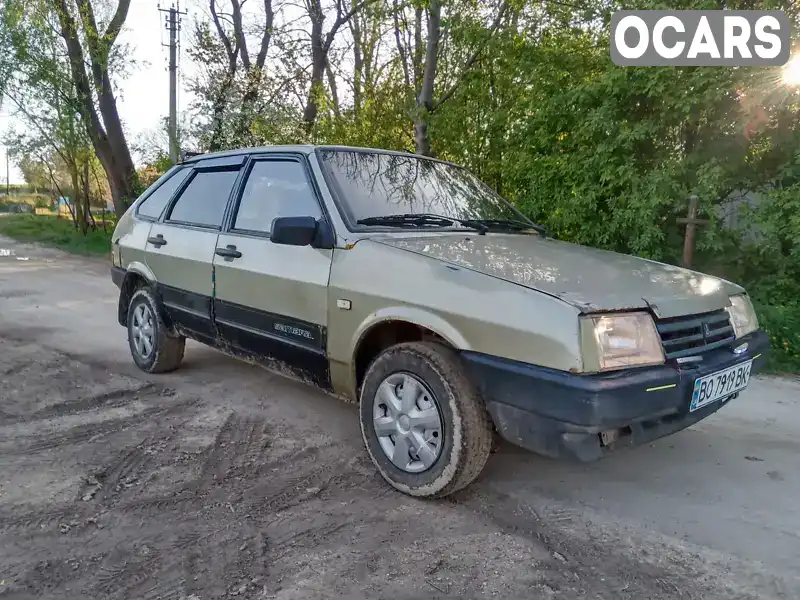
[210,0,236,61]
[1,90,71,166]
[326,62,340,117]
[392,0,410,90]
[432,0,509,112]
[255,0,275,70]
[323,0,377,53]
[231,0,250,69]
[103,0,132,48]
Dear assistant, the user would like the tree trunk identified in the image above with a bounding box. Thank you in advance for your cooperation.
[303,53,326,132]
[232,0,274,143]
[392,0,411,90]
[303,1,326,132]
[326,63,341,118]
[208,69,237,151]
[83,160,95,232]
[53,0,137,218]
[208,0,240,150]
[96,70,137,216]
[414,0,441,156]
[350,13,363,116]
[69,164,86,235]
[303,0,369,131]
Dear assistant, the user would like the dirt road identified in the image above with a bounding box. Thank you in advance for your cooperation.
[1,236,798,600]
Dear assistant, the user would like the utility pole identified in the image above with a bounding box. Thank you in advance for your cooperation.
[6,148,10,197]
[159,2,186,163]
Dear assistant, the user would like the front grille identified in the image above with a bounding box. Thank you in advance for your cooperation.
[655,309,735,360]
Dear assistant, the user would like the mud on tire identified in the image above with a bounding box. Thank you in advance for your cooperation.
[127,287,185,374]
[359,341,493,498]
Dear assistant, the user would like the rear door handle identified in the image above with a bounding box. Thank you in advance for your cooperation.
[147,234,167,247]
[215,245,242,259]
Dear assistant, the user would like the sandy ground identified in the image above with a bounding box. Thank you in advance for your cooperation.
[0,235,798,600]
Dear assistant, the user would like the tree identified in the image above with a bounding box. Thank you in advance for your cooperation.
[390,0,509,155]
[0,0,110,231]
[50,0,137,217]
[301,0,373,131]
[17,156,50,192]
[187,0,305,151]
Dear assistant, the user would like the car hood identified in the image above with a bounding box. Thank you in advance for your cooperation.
[371,233,742,318]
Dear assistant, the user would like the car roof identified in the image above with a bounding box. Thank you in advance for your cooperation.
[180,144,460,168]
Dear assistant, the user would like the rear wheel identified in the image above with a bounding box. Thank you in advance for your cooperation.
[359,342,493,498]
[127,287,185,373]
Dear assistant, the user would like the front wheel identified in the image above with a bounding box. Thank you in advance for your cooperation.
[359,342,493,498]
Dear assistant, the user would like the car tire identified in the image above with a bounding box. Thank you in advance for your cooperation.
[359,341,493,498]
[127,287,185,374]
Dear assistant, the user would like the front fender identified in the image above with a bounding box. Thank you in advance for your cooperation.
[125,261,156,283]
[350,305,472,359]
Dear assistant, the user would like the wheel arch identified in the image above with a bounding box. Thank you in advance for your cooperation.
[350,307,471,394]
[117,263,158,326]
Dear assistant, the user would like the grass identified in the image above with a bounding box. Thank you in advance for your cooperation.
[0,214,112,256]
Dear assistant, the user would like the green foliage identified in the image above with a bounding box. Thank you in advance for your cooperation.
[0,215,112,255]
[755,299,800,373]
[703,182,800,373]
[427,3,800,372]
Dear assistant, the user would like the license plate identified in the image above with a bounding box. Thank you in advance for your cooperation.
[690,360,752,412]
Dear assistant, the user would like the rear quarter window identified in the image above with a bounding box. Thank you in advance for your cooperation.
[136,167,191,220]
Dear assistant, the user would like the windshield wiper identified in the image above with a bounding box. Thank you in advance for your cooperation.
[357,213,489,234]
[460,218,548,237]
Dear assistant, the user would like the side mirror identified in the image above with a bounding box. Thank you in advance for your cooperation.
[271,216,317,246]
[271,216,334,249]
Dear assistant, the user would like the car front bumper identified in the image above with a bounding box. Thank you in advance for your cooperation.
[462,330,770,461]
[111,266,125,288]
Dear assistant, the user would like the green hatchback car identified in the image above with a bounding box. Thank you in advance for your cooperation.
[110,145,769,498]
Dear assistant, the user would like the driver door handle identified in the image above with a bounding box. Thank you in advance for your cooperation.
[215,245,242,259]
[147,234,167,247]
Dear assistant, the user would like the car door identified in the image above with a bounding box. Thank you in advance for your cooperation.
[212,155,333,385]
[145,158,244,341]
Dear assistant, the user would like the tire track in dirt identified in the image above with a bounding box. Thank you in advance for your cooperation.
[93,549,165,599]
[99,553,189,600]
[6,396,199,456]
[10,408,161,455]
[444,488,717,600]
[92,443,153,504]
[0,506,85,534]
[31,383,157,420]
[91,527,246,600]
[196,412,271,491]
[115,493,199,518]
[267,521,354,562]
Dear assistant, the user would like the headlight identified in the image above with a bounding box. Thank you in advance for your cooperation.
[726,294,759,338]
[585,312,664,371]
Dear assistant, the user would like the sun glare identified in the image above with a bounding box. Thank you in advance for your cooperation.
[783,55,800,86]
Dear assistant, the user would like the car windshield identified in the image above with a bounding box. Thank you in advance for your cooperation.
[317,149,533,229]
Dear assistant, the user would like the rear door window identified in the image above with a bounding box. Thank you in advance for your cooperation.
[166,169,240,229]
